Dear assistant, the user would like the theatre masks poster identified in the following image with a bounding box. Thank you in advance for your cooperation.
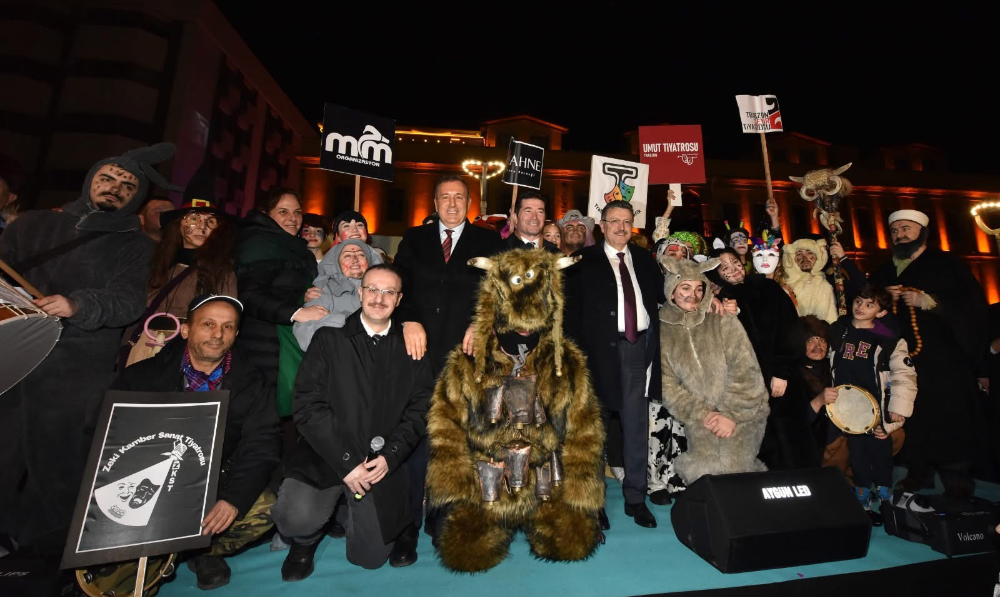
[62,391,228,569]
[587,155,650,229]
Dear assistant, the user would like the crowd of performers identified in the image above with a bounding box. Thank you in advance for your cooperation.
[0,143,996,592]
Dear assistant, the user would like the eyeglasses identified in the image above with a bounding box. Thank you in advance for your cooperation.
[361,286,399,298]
[603,218,633,228]
[182,212,219,229]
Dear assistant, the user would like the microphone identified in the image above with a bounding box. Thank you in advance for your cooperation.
[354,436,384,500]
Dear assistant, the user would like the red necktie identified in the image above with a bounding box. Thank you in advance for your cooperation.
[618,252,638,344]
[442,229,453,263]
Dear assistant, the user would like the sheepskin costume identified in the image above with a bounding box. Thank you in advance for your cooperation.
[781,238,838,323]
[659,257,770,484]
[425,249,605,572]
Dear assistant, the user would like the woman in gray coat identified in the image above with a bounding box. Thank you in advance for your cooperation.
[293,239,383,351]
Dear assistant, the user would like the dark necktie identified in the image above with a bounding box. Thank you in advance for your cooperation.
[442,228,453,263]
[618,252,638,344]
[523,240,536,249]
[371,334,381,347]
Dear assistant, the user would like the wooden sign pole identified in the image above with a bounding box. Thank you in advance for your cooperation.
[133,556,148,597]
[759,132,774,201]
[353,175,361,212]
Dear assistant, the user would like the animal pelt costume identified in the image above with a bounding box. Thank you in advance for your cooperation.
[781,238,838,323]
[659,257,770,484]
[425,249,605,573]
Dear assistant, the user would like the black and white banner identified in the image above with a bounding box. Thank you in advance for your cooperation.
[319,103,396,181]
[62,391,228,569]
[735,94,783,134]
[502,139,544,190]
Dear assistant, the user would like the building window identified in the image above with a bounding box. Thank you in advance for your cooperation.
[923,159,936,172]
[894,157,909,171]
[496,133,513,149]
[792,205,810,239]
[334,185,354,215]
[721,203,740,228]
[386,188,406,223]
[770,149,787,163]
[800,149,817,165]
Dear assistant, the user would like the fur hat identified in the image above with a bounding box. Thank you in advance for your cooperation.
[661,257,720,325]
[800,315,829,340]
[468,249,579,381]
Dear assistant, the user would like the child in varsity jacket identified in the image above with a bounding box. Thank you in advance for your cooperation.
[828,284,917,510]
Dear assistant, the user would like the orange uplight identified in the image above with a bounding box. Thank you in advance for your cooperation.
[358,180,378,234]
[851,207,862,249]
[872,203,888,249]
[934,204,950,251]
[976,226,993,254]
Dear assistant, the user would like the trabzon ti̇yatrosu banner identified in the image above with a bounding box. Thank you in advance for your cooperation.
[735,94,783,133]
[587,155,649,228]
[62,391,228,569]
[319,103,396,181]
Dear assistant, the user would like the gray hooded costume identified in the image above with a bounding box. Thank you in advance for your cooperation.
[0,143,178,550]
[659,257,770,484]
[293,239,383,350]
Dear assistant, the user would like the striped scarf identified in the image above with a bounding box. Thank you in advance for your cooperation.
[181,347,232,392]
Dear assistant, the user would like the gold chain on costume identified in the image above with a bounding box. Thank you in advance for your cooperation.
[891,286,923,357]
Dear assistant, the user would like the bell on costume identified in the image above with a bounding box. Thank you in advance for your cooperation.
[476,460,506,503]
[502,376,538,429]
[503,440,532,491]
[550,449,564,486]
[535,462,553,501]
[485,386,505,424]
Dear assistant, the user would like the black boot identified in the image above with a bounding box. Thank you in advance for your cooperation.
[281,540,319,582]
[389,524,418,568]
[187,555,231,590]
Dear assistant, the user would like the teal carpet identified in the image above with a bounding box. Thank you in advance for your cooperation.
[159,470,997,596]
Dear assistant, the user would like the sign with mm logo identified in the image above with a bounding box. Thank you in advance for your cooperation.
[319,103,396,181]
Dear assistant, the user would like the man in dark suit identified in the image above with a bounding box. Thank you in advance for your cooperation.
[503,190,561,253]
[392,174,504,548]
[565,200,665,529]
[272,264,432,579]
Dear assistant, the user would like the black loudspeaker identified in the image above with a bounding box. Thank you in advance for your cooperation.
[670,467,871,573]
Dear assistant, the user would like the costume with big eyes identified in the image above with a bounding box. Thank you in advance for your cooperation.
[426,250,605,572]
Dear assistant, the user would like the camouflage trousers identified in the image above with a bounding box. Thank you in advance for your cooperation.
[209,488,276,556]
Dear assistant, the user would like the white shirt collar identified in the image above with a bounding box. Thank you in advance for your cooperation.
[439,220,467,236]
[604,242,630,259]
[360,314,391,337]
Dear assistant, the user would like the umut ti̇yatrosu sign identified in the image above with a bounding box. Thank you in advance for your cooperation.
[638,125,706,185]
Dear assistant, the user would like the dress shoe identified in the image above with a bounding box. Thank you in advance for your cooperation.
[389,524,419,568]
[187,555,231,590]
[281,541,319,582]
[597,508,610,530]
[624,502,657,528]
[649,489,672,506]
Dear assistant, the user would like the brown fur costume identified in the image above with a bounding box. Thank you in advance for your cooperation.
[426,249,605,572]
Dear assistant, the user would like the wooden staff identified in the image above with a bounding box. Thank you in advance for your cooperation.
[0,256,44,299]
[353,175,361,211]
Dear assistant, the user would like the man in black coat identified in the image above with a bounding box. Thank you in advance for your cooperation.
[392,174,504,545]
[502,190,562,253]
[871,209,989,499]
[564,200,665,529]
[273,264,432,580]
[0,144,175,553]
[113,294,280,590]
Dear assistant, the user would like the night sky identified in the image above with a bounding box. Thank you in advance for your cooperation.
[215,7,994,173]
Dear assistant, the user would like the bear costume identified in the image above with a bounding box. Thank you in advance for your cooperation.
[425,249,605,572]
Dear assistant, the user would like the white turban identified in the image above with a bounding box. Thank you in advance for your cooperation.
[888,209,929,227]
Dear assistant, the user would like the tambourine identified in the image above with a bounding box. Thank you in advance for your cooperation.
[827,384,903,435]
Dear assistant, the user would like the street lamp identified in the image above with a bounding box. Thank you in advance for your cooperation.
[462,159,505,215]
[971,201,1000,254]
